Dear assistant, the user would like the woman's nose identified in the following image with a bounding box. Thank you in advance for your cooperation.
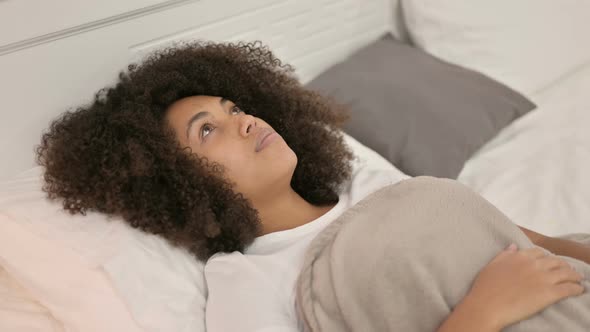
[239,114,257,137]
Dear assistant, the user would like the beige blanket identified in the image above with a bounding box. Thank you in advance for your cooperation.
[296,177,590,331]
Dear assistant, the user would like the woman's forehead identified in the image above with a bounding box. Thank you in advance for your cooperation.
[168,95,223,112]
[166,95,230,121]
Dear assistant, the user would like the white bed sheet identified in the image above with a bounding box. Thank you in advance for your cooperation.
[458,62,590,237]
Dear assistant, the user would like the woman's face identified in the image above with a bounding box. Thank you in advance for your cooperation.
[165,95,297,203]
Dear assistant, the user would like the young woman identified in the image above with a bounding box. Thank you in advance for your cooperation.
[37,41,587,331]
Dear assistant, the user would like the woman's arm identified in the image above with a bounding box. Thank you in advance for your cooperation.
[536,236,590,264]
[436,294,500,332]
[519,226,590,264]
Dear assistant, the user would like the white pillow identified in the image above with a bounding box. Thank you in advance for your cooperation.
[0,212,143,332]
[0,132,404,332]
[0,168,207,332]
[402,0,590,96]
[0,266,62,332]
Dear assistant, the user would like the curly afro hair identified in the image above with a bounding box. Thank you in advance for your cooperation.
[36,40,353,260]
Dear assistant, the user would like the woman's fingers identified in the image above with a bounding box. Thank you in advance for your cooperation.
[539,256,573,271]
[550,282,585,301]
[547,266,585,285]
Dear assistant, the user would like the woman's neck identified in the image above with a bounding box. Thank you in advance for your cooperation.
[255,188,336,236]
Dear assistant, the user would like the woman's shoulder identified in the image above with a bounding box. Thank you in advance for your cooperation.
[204,251,276,278]
[204,251,296,331]
[205,251,247,269]
[204,251,267,289]
[345,164,411,207]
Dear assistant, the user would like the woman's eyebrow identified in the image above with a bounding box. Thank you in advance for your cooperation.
[186,111,210,139]
[185,98,232,139]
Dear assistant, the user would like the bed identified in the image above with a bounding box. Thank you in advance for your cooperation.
[1,0,589,331]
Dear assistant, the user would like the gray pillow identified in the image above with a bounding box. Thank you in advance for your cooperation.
[306,34,536,178]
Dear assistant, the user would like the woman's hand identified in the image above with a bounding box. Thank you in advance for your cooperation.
[463,244,585,330]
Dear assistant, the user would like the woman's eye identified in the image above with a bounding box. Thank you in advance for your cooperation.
[231,106,243,115]
[201,124,214,139]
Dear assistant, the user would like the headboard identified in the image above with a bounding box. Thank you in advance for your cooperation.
[0,0,408,181]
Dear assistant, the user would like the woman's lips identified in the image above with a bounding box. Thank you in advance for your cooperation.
[255,130,278,152]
